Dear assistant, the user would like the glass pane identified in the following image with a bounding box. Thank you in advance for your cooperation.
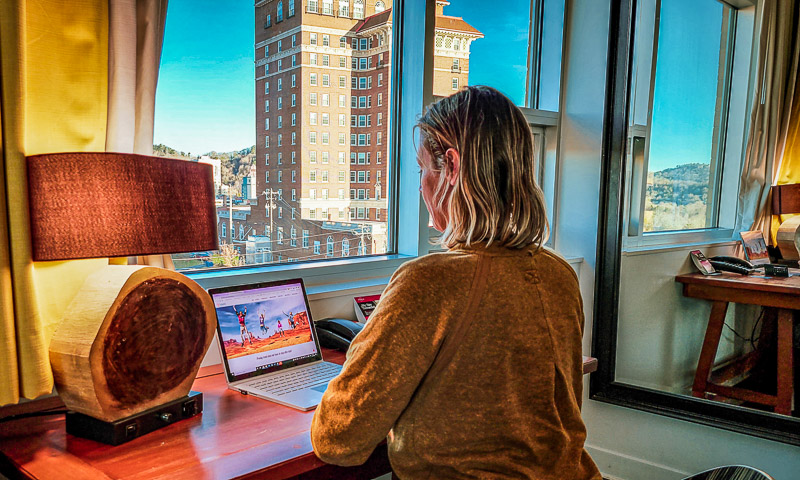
[155,0,395,269]
[442,0,563,110]
[643,0,725,232]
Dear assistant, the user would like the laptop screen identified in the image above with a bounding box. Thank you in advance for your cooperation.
[209,279,322,382]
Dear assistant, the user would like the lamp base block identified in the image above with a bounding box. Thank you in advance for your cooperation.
[65,391,203,445]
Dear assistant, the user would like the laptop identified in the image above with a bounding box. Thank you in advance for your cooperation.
[208,278,342,411]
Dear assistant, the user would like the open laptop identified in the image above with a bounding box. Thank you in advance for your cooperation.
[208,278,342,411]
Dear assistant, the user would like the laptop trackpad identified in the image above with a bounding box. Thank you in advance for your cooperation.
[311,382,329,393]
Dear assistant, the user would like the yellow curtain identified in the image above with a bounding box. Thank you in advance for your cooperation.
[0,0,110,405]
[770,78,800,244]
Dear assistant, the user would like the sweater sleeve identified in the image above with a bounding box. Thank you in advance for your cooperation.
[310,257,461,466]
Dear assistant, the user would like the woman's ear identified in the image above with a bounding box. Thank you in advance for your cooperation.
[444,148,460,186]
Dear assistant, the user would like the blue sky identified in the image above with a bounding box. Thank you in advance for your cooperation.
[647,0,722,172]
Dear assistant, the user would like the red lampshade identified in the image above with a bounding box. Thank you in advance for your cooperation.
[27,152,219,261]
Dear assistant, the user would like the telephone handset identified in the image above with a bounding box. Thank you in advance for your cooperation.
[708,255,756,275]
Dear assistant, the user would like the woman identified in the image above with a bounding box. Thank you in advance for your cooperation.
[311,86,600,480]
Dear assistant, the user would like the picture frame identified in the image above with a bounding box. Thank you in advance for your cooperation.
[739,230,770,265]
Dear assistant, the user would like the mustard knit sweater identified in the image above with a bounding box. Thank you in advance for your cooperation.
[311,243,601,480]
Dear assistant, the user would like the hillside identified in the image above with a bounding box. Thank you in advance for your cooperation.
[153,144,256,195]
[645,162,710,231]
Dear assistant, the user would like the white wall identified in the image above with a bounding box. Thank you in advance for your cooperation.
[559,1,800,479]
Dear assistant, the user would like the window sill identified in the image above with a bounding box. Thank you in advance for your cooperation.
[185,254,415,291]
[622,229,737,256]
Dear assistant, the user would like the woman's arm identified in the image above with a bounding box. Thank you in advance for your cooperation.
[310,257,465,466]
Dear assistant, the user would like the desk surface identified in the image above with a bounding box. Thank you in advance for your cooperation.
[0,351,597,480]
[676,272,800,310]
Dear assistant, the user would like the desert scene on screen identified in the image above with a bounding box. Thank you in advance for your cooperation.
[220,305,312,359]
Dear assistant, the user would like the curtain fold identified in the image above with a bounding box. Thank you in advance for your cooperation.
[107,0,172,270]
[770,65,800,243]
[735,0,800,240]
[0,0,111,405]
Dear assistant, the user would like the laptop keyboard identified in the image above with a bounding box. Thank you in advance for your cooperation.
[247,362,342,396]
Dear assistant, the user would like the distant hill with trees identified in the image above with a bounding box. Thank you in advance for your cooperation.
[153,144,256,195]
[644,162,710,231]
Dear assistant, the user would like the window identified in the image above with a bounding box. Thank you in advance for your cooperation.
[309,132,317,144]
[291,132,296,145]
[310,151,317,163]
[339,171,345,182]
[278,59,282,71]
[310,53,317,65]
[377,132,382,145]
[266,14,272,27]
[277,227,283,244]
[374,0,385,12]
[378,73,383,86]
[239,224,245,240]
[277,116,282,128]
[339,0,349,17]
[292,189,296,201]
[359,57,367,70]
[265,44,269,57]
[278,152,283,164]
[340,57,346,68]
[265,100,270,112]
[323,55,329,67]
[326,236,334,257]
[377,112,382,125]
[265,118,270,130]
[278,40,282,52]
[339,95,346,107]
[277,1,283,21]
[322,113,329,126]
[377,93,382,106]
[277,134,282,146]
[278,170,283,183]
[322,132,329,145]
[292,74,296,87]
[265,171,270,182]
[313,241,321,254]
[278,97,283,109]
[310,33,317,45]
[339,113,346,126]
[359,77,367,89]
[338,188,345,199]
[265,153,270,165]
[452,78,458,90]
[340,76,346,88]
[221,222,226,239]
[322,151,329,163]
[265,81,270,94]
[322,188,329,200]
[322,94,329,106]
[360,38,368,50]
[291,151,296,163]
[278,78,282,90]
[265,135,270,147]
[291,170,296,182]
[292,55,296,67]
[338,152,345,164]
[291,113,296,126]
[291,94,296,107]
[339,133,346,145]
[291,226,297,246]
[322,170,329,182]
[323,34,330,46]
[292,34,296,47]
[322,0,333,15]
[310,73,317,86]
[310,93,317,105]
[322,74,330,87]
[289,0,295,16]
[303,230,309,248]
[341,239,350,256]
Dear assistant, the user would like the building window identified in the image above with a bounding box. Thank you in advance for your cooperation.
[292,151,296,163]
[339,114,346,126]
[339,133,346,145]
[339,76,346,88]
[239,224,245,239]
[338,152,345,164]
[277,116,282,128]
[452,78,458,90]
[303,230,309,248]
[377,112,382,125]
[289,0,296,17]
[323,34,330,46]
[310,132,317,144]
[322,188,329,200]
[313,241,320,254]
[339,0,349,17]
[310,112,317,125]
[326,236,334,257]
[291,113,296,126]
[310,73,317,86]
[374,0,385,13]
[310,93,317,105]
[278,97,283,109]
[339,95,347,107]
[322,113,330,126]
[310,170,317,182]
[292,188,296,200]
[308,0,318,13]
[265,118,270,130]
[292,170,296,182]
[323,74,330,87]
[265,14,272,27]
[292,34,297,47]
[278,170,283,183]
[265,100,270,112]
[278,152,283,164]
[377,132,382,145]
[221,222,226,240]
[265,135,270,147]
[310,53,317,65]
[323,55,330,67]
[291,132,296,145]
[322,94,330,106]
[277,1,283,21]
[377,93,382,106]
[292,55,296,67]
[322,0,333,15]
[278,227,283,244]
[292,74,296,88]
[310,151,317,163]
[340,56,347,68]
[265,81,270,94]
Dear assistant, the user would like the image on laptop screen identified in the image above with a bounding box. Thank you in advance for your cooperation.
[211,281,319,377]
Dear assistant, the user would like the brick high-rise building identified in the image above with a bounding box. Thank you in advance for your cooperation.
[229,0,481,264]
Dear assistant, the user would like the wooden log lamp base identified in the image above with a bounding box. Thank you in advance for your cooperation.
[48,265,217,444]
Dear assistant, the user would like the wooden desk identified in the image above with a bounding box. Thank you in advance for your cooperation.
[676,272,797,415]
[0,350,598,479]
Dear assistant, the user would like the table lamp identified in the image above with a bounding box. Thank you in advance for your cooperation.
[27,152,219,445]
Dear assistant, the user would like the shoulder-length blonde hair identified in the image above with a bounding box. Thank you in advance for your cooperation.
[417,85,548,249]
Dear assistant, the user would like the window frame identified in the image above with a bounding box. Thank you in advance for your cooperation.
[591,0,800,448]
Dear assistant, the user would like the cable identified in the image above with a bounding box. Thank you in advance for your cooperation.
[0,409,68,424]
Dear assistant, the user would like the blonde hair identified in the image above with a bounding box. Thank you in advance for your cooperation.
[417,86,549,249]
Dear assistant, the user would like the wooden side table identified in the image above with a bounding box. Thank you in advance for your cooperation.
[676,273,797,415]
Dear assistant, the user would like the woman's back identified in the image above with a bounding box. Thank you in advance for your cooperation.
[311,243,600,479]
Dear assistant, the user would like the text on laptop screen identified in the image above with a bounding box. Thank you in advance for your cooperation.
[211,282,318,377]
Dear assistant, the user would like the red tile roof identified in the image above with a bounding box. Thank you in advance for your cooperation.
[355,9,392,33]
[435,15,483,37]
